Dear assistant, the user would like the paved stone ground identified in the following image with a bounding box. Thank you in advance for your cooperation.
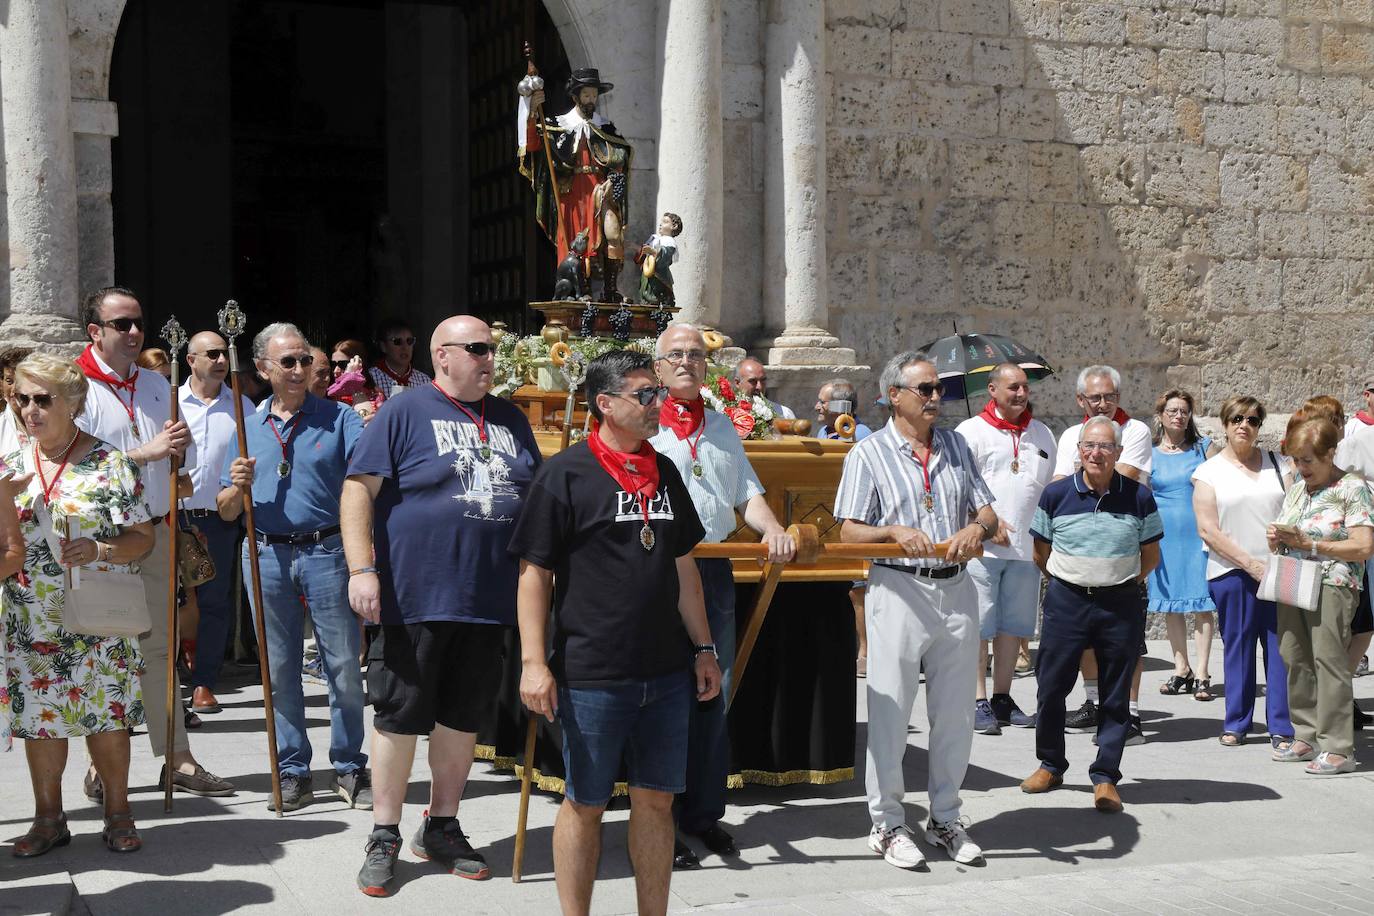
[3,639,1374,915]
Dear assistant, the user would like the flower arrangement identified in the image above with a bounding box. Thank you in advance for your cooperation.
[703,374,775,440]
[491,333,653,398]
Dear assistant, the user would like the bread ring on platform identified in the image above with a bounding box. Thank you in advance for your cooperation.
[835,413,857,440]
[703,330,725,351]
[549,341,572,366]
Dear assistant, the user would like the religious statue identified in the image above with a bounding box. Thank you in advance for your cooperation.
[517,64,633,304]
[634,212,683,306]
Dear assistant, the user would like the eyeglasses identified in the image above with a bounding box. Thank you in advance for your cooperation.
[193,348,228,361]
[1162,407,1191,417]
[267,354,315,370]
[899,382,945,398]
[1082,392,1119,405]
[388,336,416,347]
[658,349,706,364]
[617,385,668,406]
[100,317,144,333]
[1078,441,1119,453]
[15,393,55,409]
[1227,415,1262,428]
[440,341,494,357]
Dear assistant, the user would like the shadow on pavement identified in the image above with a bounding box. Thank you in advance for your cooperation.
[976,806,1140,864]
[78,879,276,915]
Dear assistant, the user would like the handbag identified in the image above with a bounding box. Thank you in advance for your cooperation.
[36,500,151,638]
[1258,551,1323,611]
[177,524,215,589]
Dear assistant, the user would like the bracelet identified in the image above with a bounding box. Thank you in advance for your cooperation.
[349,566,379,577]
[96,541,110,563]
[693,643,718,660]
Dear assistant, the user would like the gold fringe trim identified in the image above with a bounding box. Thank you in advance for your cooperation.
[476,744,852,793]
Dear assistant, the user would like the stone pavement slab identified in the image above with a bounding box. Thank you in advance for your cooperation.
[2,640,1373,914]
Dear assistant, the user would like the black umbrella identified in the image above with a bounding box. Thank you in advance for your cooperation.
[918,332,1055,411]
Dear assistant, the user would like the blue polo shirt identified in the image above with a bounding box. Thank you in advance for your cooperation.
[1030,470,1163,587]
[221,393,364,535]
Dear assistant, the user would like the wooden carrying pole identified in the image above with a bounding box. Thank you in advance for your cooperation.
[218,301,284,816]
[160,318,188,812]
[524,41,567,255]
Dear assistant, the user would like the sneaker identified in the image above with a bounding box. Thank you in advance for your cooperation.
[1357,655,1370,677]
[1091,716,1146,746]
[923,816,984,865]
[1065,700,1097,731]
[266,773,313,812]
[335,769,373,810]
[990,694,1035,728]
[357,828,402,897]
[410,811,490,880]
[302,657,326,685]
[868,824,926,870]
[974,699,1001,735]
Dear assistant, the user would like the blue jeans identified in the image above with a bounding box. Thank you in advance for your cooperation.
[184,512,242,691]
[677,558,736,833]
[243,532,366,778]
[558,670,693,806]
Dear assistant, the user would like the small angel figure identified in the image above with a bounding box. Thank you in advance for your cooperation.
[635,212,683,305]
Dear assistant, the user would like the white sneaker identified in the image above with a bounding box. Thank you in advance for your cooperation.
[924,816,984,865]
[868,824,926,870]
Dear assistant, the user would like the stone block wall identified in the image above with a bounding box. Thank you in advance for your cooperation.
[826,0,1374,432]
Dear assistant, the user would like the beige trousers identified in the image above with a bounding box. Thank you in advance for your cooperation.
[1278,584,1355,758]
[139,524,189,757]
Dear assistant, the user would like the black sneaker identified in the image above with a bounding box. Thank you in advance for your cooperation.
[991,694,1036,728]
[357,829,402,897]
[266,774,313,812]
[1091,716,1146,746]
[335,769,373,810]
[410,811,490,880]
[1065,700,1098,732]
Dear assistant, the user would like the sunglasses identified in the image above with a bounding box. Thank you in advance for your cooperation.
[15,393,55,409]
[267,354,315,370]
[193,348,228,361]
[1227,415,1262,428]
[388,336,416,347]
[900,382,945,398]
[440,341,494,357]
[100,317,144,333]
[331,359,352,370]
[618,385,669,406]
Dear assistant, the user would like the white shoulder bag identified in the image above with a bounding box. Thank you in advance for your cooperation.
[1257,549,1323,611]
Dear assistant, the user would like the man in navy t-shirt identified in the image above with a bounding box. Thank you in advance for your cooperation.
[342,315,541,896]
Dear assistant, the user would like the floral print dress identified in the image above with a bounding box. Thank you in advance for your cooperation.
[1274,470,1374,588]
[2,442,150,741]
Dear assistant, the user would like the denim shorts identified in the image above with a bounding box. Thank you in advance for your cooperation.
[558,670,692,807]
[968,556,1043,641]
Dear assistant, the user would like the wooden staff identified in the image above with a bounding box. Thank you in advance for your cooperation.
[218,300,284,816]
[159,317,188,812]
[524,41,567,256]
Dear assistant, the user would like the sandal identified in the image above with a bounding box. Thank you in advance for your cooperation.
[102,811,142,853]
[1219,731,1244,747]
[13,814,71,858]
[1270,735,1295,752]
[1159,670,1195,695]
[1193,678,1215,702]
[1273,740,1316,762]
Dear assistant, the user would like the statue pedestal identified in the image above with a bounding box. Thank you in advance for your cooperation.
[531,301,679,339]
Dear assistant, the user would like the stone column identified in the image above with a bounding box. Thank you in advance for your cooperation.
[0,0,84,345]
[763,0,853,367]
[655,0,723,327]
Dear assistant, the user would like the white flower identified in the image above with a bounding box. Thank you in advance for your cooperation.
[750,395,774,423]
[702,389,726,412]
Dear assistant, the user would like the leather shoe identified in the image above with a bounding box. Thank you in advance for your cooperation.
[692,824,738,857]
[1019,768,1063,794]
[1093,782,1122,813]
[192,686,221,714]
[672,837,700,869]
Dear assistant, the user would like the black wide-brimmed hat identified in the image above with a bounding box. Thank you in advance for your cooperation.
[566,67,613,96]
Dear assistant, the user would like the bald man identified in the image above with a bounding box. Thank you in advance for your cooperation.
[342,315,542,896]
[732,357,796,421]
[180,331,256,713]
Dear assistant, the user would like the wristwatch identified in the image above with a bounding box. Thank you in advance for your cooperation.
[693,643,718,660]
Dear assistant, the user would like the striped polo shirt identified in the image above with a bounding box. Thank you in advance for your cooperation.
[834,421,995,569]
[1031,470,1164,587]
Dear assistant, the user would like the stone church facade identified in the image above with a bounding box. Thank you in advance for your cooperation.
[2,0,1371,427]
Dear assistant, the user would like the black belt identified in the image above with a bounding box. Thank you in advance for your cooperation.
[257,525,341,546]
[1052,576,1136,597]
[876,562,965,580]
[180,508,217,518]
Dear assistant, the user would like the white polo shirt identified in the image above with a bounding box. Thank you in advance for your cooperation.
[179,380,254,512]
[650,409,765,544]
[0,407,27,460]
[75,348,196,517]
[955,411,1057,561]
[1054,417,1153,478]
[766,398,796,420]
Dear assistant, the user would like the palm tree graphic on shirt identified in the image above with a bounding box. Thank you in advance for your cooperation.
[451,447,516,517]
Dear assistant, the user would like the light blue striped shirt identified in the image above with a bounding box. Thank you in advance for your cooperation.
[834,421,995,569]
[650,410,765,543]
[1031,471,1164,586]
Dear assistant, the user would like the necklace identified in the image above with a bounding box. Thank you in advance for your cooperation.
[39,428,81,462]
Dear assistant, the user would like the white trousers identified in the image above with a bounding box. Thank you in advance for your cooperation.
[865,564,978,828]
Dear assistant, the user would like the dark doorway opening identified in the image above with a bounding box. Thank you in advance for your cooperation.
[110,0,567,361]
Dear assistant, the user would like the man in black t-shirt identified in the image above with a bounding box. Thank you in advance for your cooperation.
[509,350,720,915]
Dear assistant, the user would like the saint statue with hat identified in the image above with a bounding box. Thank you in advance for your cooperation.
[517,66,634,303]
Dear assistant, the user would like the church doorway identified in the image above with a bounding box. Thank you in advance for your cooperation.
[109,0,568,361]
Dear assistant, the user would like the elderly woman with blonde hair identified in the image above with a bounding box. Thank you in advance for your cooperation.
[3,352,155,854]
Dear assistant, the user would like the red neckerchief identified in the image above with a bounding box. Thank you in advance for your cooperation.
[373,359,413,387]
[1356,410,1374,426]
[1083,407,1131,425]
[432,382,486,444]
[76,345,139,428]
[980,400,1032,467]
[660,394,707,466]
[587,423,661,531]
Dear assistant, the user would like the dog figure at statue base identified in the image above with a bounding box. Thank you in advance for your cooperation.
[553,229,592,301]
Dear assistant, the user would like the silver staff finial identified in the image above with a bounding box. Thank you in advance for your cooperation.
[161,316,188,356]
[217,299,245,342]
